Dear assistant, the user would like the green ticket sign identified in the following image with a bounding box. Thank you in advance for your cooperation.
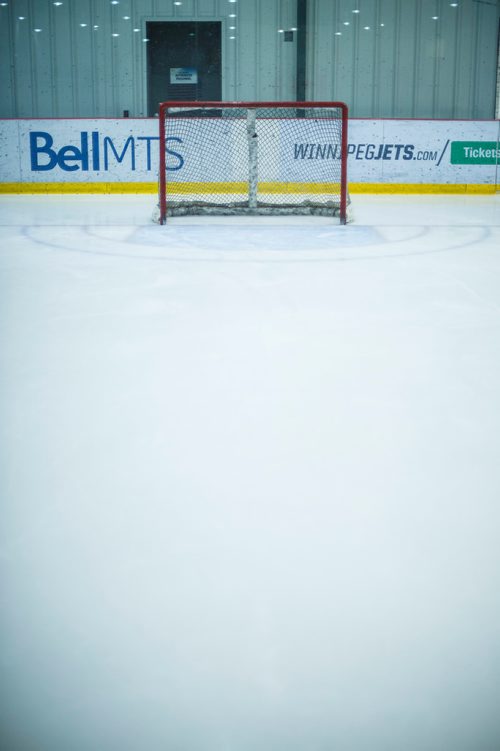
[451,141,500,165]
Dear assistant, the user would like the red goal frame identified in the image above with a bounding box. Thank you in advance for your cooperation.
[158,100,349,224]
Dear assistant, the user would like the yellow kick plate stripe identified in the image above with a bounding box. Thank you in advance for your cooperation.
[349,182,497,194]
[0,182,496,195]
[0,182,158,194]
[166,182,342,194]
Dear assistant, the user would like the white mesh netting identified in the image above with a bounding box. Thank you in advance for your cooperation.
[159,104,349,221]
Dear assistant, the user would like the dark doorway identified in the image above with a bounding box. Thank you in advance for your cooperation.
[147,21,222,116]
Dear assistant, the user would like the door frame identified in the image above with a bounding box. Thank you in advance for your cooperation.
[141,16,231,117]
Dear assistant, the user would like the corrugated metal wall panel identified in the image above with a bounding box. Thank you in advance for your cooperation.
[51,1,73,116]
[473,0,496,116]
[152,0,173,16]
[92,2,112,116]
[177,0,195,18]
[257,0,280,99]
[394,0,418,117]
[220,0,239,99]
[497,25,500,118]
[310,0,499,118]
[352,1,377,116]
[279,0,297,100]
[9,1,32,117]
[30,0,50,116]
[0,0,498,118]
[74,0,96,117]
[377,0,397,115]
[237,0,258,99]
[453,2,476,116]
[0,3,15,115]
[198,0,217,18]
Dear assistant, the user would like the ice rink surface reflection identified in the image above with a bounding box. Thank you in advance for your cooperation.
[1,193,500,751]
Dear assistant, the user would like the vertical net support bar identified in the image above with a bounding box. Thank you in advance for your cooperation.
[158,101,167,225]
[339,102,348,225]
[247,109,258,209]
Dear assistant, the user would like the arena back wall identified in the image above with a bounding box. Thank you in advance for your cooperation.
[0,118,499,194]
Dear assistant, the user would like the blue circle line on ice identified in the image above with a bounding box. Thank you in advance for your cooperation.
[19,223,492,262]
[21,223,418,260]
[132,224,383,252]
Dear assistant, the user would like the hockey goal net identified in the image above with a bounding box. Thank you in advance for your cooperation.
[157,101,349,224]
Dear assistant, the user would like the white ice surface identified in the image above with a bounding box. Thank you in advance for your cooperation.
[1,194,500,751]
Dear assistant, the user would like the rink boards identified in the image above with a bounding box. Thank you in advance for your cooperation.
[0,118,498,193]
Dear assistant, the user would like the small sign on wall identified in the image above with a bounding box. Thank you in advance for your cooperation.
[170,68,198,85]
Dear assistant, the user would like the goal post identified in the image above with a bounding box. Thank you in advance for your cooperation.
[158,101,349,225]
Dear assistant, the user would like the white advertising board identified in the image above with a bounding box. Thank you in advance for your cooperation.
[0,118,498,190]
